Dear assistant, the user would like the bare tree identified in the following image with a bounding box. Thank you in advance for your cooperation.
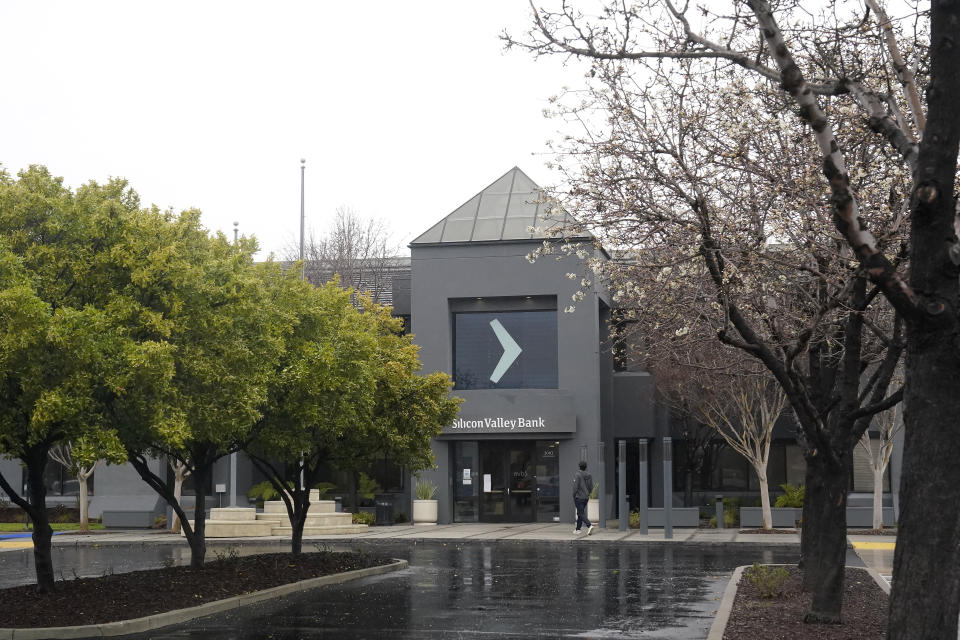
[697,372,787,530]
[167,458,190,534]
[858,374,903,530]
[508,2,956,634]
[290,207,402,304]
[48,434,125,534]
[516,34,905,624]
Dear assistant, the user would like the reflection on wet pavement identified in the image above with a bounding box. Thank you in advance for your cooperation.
[84,540,798,639]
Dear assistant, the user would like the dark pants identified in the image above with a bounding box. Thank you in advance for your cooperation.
[574,498,591,530]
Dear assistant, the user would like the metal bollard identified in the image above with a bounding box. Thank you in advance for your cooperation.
[715,495,724,529]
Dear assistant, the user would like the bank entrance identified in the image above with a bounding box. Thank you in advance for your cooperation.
[452,440,561,523]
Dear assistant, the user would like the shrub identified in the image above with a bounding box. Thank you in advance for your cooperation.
[589,483,599,499]
[722,496,743,511]
[629,509,639,528]
[415,478,437,500]
[314,482,337,499]
[709,510,737,528]
[743,563,789,598]
[356,473,381,505]
[247,481,290,505]
[352,512,375,525]
[394,512,409,524]
[775,483,805,508]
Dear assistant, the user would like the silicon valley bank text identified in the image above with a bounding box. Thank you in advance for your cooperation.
[449,417,547,430]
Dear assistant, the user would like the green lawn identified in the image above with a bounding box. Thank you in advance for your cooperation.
[0,522,105,532]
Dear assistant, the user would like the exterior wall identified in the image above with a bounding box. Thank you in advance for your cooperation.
[411,240,607,524]
[0,458,21,502]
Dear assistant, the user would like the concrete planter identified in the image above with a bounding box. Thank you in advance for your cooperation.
[587,499,599,523]
[739,507,801,528]
[645,507,700,527]
[845,507,896,528]
[740,506,896,528]
[413,499,438,525]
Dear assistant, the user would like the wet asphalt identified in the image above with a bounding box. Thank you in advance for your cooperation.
[1,539,800,639]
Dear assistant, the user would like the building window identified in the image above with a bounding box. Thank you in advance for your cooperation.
[42,460,93,496]
[453,310,558,390]
[166,465,213,496]
[673,439,805,493]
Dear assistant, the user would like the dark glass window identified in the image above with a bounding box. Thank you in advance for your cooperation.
[42,460,92,496]
[453,311,558,390]
[673,439,803,493]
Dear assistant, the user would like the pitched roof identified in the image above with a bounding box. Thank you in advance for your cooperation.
[410,167,580,245]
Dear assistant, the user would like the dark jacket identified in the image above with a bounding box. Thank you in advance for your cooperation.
[572,470,594,501]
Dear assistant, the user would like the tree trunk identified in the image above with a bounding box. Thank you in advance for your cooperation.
[756,463,772,530]
[889,335,960,637]
[291,509,306,555]
[872,466,884,531]
[171,475,185,534]
[25,452,55,593]
[188,465,209,568]
[800,453,849,624]
[78,472,89,534]
[887,3,960,637]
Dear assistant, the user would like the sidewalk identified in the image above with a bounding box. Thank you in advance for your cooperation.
[34,522,806,547]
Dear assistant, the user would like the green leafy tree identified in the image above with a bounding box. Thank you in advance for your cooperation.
[0,167,175,591]
[245,276,458,554]
[108,217,282,568]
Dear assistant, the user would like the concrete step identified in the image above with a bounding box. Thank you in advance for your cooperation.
[270,524,369,536]
[209,507,258,521]
[256,512,354,527]
[263,500,336,514]
[182,519,277,538]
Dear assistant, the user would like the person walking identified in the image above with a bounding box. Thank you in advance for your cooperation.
[572,461,594,535]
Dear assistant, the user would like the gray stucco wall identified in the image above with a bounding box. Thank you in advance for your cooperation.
[411,240,608,524]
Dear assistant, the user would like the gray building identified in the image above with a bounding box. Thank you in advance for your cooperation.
[0,167,897,526]
[399,167,658,524]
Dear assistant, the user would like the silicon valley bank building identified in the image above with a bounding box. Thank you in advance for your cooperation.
[0,167,896,525]
[400,167,661,525]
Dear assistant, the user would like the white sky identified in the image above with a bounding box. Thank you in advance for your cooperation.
[0,1,587,258]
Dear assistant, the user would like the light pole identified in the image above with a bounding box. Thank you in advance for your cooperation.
[230,221,239,508]
[299,158,306,281]
[299,159,306,493]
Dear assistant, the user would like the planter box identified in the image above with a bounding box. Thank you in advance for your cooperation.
[645,507,700,528]
[739,506,895,528]
[738,507,800,528]
[739,507,801,528]
[845,506,895,528]
[102,510,156,529]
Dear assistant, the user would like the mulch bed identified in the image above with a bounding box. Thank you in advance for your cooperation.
[0,551,390,629]
[724,566,888,639]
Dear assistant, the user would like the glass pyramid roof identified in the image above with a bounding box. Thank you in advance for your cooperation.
[411,167,581,245]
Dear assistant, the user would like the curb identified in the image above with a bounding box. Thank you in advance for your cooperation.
[707,564,745,640]
[0,559,407,640]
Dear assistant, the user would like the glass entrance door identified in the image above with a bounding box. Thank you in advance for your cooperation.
[480,444,508,521]
[454,440,561,523]
[478,442,536,522]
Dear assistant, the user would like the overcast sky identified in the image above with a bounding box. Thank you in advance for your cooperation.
[1,1,587,258]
